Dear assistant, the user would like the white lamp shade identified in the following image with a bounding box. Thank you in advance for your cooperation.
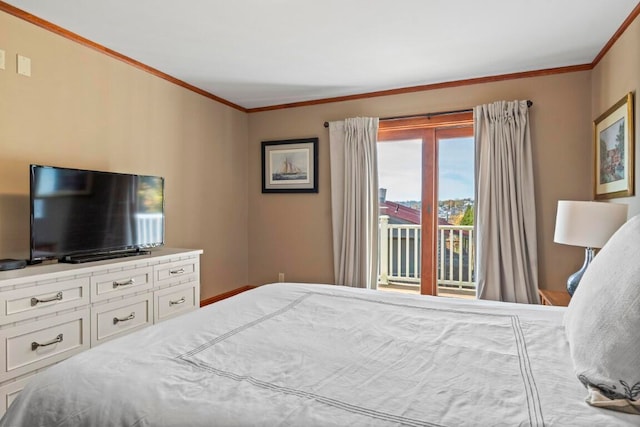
[554,201,628,248]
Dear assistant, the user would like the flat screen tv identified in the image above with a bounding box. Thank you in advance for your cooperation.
[30,165,165,263]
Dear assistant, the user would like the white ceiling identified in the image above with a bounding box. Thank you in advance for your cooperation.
[6,0,640,110]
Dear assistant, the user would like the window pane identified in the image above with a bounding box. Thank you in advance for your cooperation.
[437,136,475,299]
[438,137,474,202]
[377,139,422,294]
[377,139,421,207]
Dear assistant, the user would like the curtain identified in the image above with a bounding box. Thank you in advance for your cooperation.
[329,117,379,289]
[474,100,539,303]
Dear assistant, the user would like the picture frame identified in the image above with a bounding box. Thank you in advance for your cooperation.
[262,137,318,193]
[594,92,635,200]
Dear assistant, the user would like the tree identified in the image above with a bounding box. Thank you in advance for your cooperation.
[460,205,474,226]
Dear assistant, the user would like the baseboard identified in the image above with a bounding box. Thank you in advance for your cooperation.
[200,285,254,307]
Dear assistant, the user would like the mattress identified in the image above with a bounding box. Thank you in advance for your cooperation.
[1,283,636,426]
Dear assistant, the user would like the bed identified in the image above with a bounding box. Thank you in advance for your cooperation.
[0,281,637,426]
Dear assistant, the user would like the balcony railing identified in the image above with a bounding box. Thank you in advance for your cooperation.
[378,215,475,293]
[135,213,164,245]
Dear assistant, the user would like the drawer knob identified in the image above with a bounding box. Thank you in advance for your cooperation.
[30,292,63,306]
[169,268,185,275]
[113,312,136,325]
[169,297,186,306]
[31,333,64,351]
[112,279,135,289]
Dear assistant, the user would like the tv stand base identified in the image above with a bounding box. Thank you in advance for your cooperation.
[61,250,151,264]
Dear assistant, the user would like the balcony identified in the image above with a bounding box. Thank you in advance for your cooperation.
[378,215,475,298]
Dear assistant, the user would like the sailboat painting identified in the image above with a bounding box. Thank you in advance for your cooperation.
[262,138,318,193]
[270,149,309,183]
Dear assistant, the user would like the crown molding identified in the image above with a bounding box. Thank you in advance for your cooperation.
[247,65,591,113]
[591,1,640,66]
[0,1,247,112]
[3,1,638,113]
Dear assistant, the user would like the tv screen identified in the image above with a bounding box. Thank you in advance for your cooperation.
[30,165,165,263]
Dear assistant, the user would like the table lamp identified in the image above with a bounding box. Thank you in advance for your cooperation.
[553,200,628,296]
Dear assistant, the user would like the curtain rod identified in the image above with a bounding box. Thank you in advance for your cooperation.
[323,100,532,128]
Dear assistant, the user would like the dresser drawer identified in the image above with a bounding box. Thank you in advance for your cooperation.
[0,373,35,416]
[155,259,197,285]
[0,309,90,382]
[154,282,198,323]
[91,294,153,346]
[1,278,90,325]
[91,267,153,303]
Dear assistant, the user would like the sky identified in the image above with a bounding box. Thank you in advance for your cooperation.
[377,137,474,201]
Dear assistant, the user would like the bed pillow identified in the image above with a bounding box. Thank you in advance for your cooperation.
[564,213,640,415]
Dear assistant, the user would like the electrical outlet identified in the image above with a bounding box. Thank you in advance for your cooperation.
[0,49,5,70]
[17,54,31,77]
[278,272,285,282]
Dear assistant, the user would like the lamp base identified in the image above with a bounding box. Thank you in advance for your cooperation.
[566,247,594,296]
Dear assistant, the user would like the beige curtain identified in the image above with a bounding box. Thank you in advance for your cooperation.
[329,117,379,288]
[474,101,539,303]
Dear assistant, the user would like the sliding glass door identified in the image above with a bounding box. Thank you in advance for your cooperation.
[377,113,474,296]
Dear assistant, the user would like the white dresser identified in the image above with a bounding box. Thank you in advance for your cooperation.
[0,248,202,416]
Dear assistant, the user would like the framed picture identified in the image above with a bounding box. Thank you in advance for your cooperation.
[262,137,318,193]
[594,92,635,200]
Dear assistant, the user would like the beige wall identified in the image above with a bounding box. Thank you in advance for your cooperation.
[248,72,593,291]
[0,12,249,300]
[591,13,640,215]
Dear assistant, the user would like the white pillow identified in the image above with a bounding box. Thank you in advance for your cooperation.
[564,213,640,414]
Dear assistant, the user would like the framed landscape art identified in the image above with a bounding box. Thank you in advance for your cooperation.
[594,92,635,200]
[261,137,318,193]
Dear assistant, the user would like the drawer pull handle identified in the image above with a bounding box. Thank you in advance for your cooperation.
[113,312,136,325]
[169,297,186,306]
[169,268,185,275]
[31,333,64,351]
[113,279,135,289]
[30,292,63,306]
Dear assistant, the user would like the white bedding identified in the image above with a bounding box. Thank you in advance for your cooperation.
[1,283,636,426]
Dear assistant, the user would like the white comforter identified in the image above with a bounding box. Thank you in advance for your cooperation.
[1,283,636,426]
